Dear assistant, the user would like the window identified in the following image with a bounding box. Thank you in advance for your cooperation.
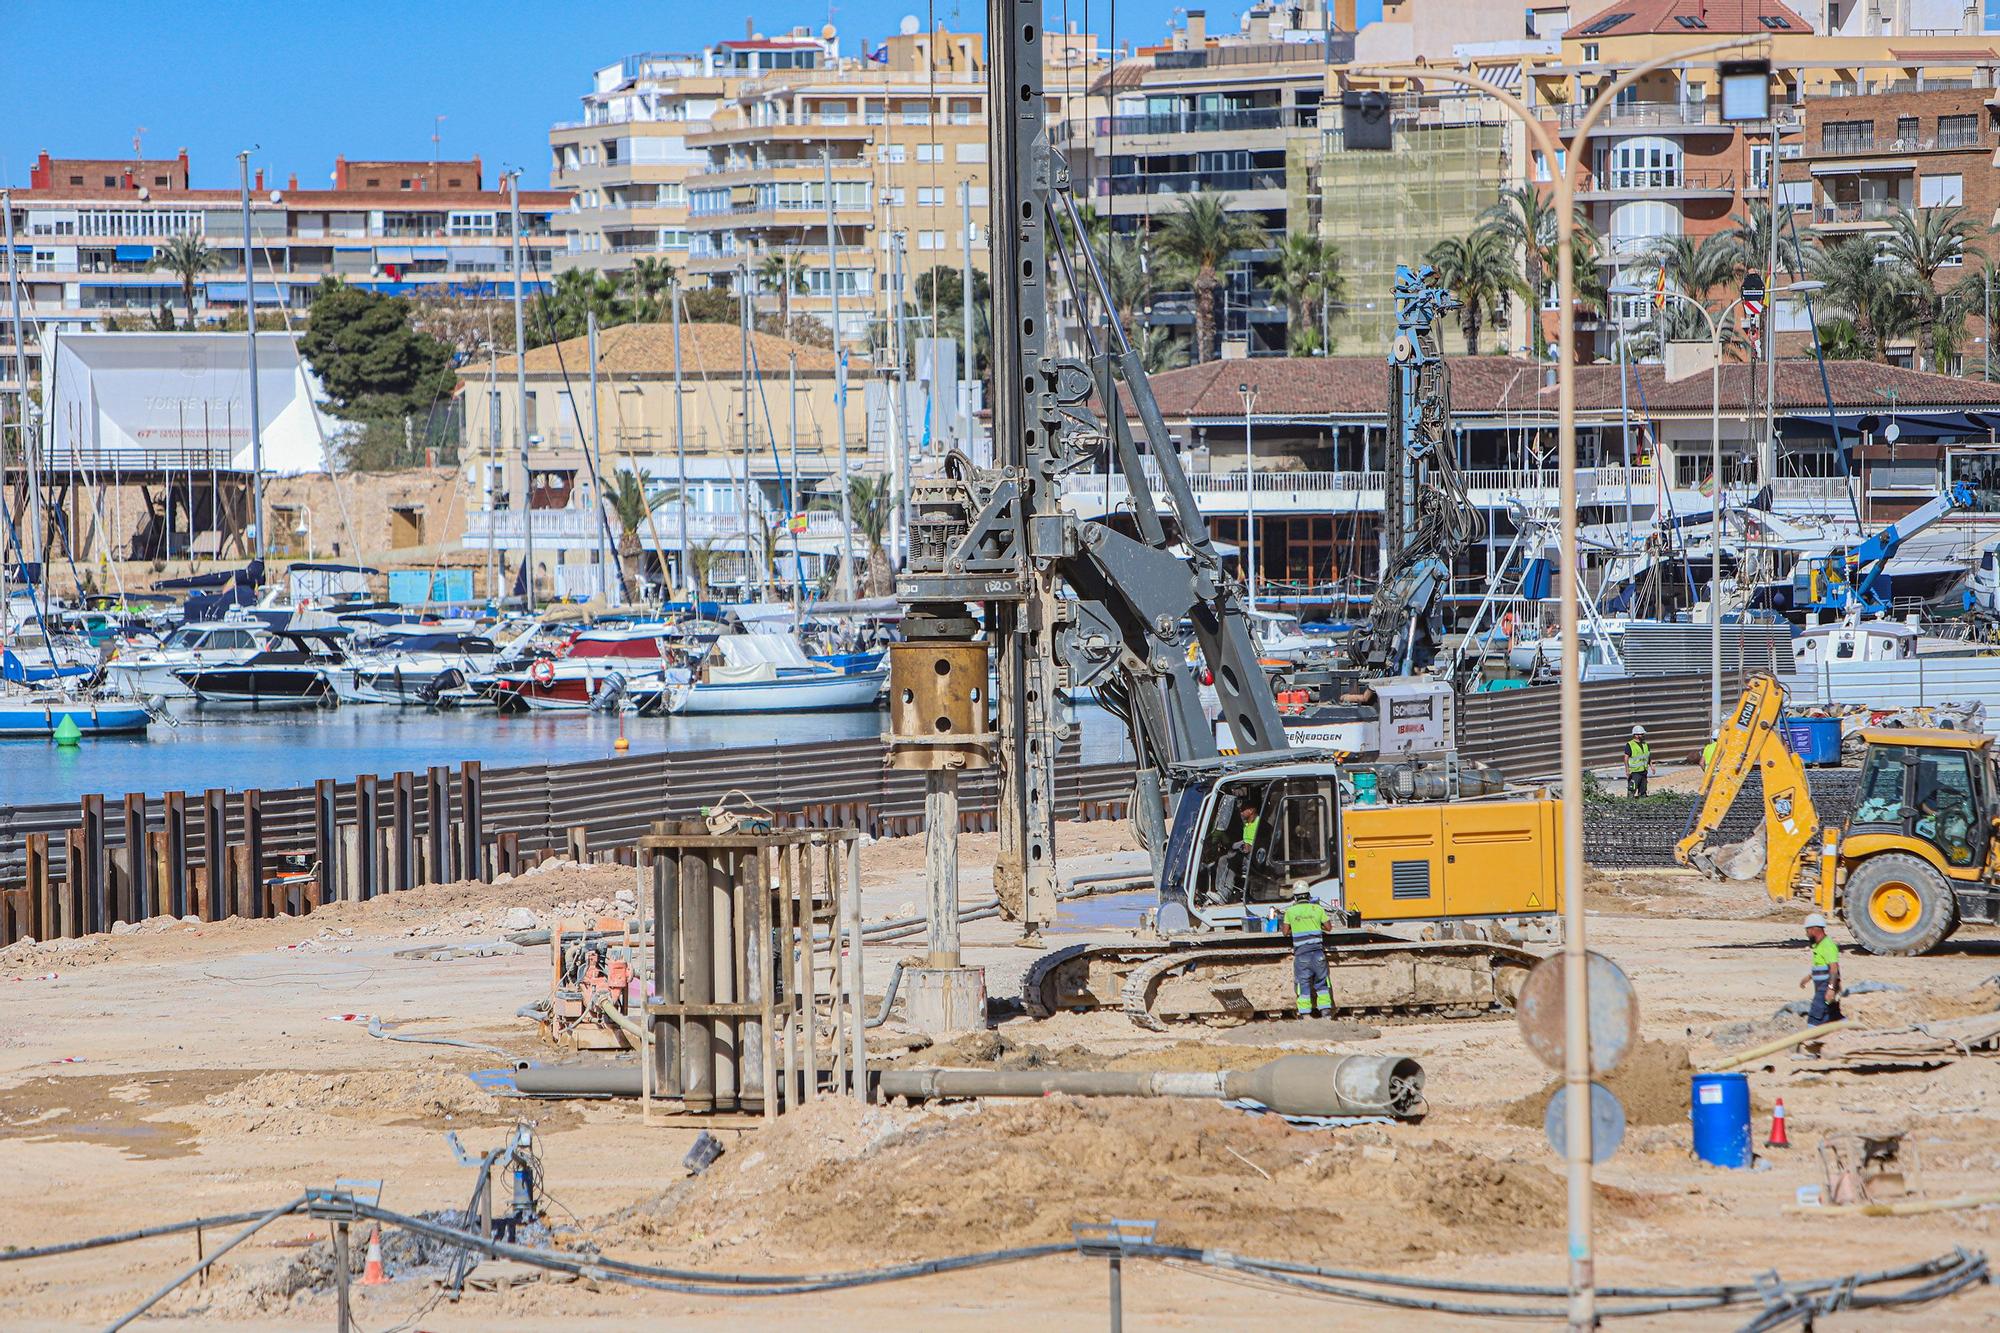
[954,143,986,163]
[657,182,685,206]
[1750,144,1771,189]
[916,186,943,207]
[865,102,885,125]
[1576,13,1630,37]
[884,187,906,207]
[1920,174,1965,208]
[917,230,945,251]
[1604,137,1680,189]
[1940,113,1979,147]
[1674,13,1706,28]
[962,184,990,206]
[1759,13,1793,27]
[818,103,848,125]
[1533,149,1566,182]
[881,144,906,164]
[1914,752,1979,865]
[900,102,930,125]
[1824,119,1872,152]
[1581,42,1599,62]
[1895,116,1919,146]
[917,143,942,163]
[949,99,974,125]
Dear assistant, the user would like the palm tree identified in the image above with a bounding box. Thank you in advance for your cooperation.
[1642,232,1740,307]
[1812,236,1921,362]
[606,469,661,591]
[1722,202,1808,280]
[622,257,674,319]
[533,269,631,346]
[154,236,220,327]
[1101,238,1157,333]
[814,474,894,595]
[1425,230,1514,353]
[1265,232,1346,356]
[756,250,809,329]
[684,540,724,600]
[1815,317,1868,361]
[1881,203,1979,369]
[1133,324,1189,373]
[1480,187,1594,358]
[1153,191,1268,364]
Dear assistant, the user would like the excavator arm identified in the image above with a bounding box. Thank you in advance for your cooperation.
[1675,674,1823,903]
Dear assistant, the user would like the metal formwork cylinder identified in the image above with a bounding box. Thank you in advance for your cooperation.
[887,639,993,771]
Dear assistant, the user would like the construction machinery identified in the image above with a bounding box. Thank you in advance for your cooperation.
[1792,481,1975,615]
[890,1,1557,1028]
[1678,673,1999,954]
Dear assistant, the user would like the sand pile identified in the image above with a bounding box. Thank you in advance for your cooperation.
[609,1094,1579,1267]
[189,1068,508,1137]
[1505,1039,1695,1128]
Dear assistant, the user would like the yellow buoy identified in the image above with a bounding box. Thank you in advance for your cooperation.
[614,736,630,752]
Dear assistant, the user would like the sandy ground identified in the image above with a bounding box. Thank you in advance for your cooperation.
[1,824,1998,1330]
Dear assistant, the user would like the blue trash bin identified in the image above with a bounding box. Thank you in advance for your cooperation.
[1779,716,1841,766]
[1690,1072,1753,1168]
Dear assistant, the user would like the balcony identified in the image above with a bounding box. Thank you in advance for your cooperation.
[1556,101,1730,133]
[1080,107,1309,139]
[1814,199,1903,226]
[1577,167,1738,200]
[1812,130,1981,155]
[1059,465,1654,513]
[685,120,874,148]
[1095,168,1287,200]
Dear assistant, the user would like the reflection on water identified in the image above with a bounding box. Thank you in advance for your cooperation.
[6,702,1135,807]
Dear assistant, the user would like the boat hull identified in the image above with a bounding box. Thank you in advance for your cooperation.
[179,667,337,710]
[667,668,887,715]
[0,702,151,738]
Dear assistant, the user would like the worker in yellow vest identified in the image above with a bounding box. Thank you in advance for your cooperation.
[1281,883,1333,1017]
[1626,725,1652,798]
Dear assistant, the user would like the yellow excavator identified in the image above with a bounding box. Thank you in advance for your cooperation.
[1678,674,1999,955]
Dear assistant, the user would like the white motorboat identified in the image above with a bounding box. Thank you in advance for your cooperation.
[330,627,500,705]
[1244,608,1320,663]
[485,624,693,713]
[105,622,268,700]
[665,632,886,715]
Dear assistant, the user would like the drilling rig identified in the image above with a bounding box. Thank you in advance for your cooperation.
[884,2,1556,1029]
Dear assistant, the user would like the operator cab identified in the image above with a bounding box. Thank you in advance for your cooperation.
[1168,766,1344,929]
[1850,728,1995,871]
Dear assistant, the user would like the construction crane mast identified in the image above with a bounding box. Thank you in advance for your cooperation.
[889,0,1290,932]
[1350,263,1482,675]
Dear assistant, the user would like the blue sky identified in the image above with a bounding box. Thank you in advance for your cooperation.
[2,1,1381,192]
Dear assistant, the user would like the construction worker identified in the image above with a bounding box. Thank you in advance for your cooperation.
[1281,883,1334,1018]
[1799,912,1843,1027]
[1702,735,1718,774]
[1626,725,1652,798]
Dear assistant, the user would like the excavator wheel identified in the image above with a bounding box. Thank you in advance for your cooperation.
[1841,853,1960,957]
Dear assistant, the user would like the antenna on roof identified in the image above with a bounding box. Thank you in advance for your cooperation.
[133,127,147,159]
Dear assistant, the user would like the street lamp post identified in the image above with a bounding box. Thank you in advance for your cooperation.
[1352,40,1769,1330]
[1615,279,1820,730]
[1240,382,1258,609]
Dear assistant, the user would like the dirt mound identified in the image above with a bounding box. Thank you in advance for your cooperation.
[189,1068,508,1136]
[1505,1039,1694,1128]
[609,1094,1579,1267]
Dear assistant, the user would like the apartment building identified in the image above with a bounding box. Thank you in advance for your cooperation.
[1062,8,1336,357]
[679,25,1000,352]
[548,52,742,273]
[1778,83,1999,367]
[1533,2,2000,358]
[2,151,569,420]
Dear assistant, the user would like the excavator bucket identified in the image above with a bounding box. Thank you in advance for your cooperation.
[1689,825,1768,884]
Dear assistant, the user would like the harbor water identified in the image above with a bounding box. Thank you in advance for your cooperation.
[4,703,1136,808]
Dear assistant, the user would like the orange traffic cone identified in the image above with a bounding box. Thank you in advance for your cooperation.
[1766,1097,1791,1149]
[360,1226,388,1285]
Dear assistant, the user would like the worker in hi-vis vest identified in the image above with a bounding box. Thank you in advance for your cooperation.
[1626,725,1652,798]
[1281,883,1333,1018]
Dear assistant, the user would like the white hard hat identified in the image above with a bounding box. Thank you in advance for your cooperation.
[1803,912,1828,930]
[1632,725,1647,736]
[1291,881,1313,900]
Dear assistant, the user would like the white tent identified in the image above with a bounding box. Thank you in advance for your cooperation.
[43,330,327,475]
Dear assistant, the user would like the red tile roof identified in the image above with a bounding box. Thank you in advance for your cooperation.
[1569,0,1808,37]
[1128,355,2000,420]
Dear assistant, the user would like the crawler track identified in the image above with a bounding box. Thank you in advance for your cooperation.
[1023,933,1542,1030]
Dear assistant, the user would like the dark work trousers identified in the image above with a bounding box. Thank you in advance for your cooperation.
[1808,979,1842,1026]
[1627,768,1648,798]
[1292,939,1331,1015]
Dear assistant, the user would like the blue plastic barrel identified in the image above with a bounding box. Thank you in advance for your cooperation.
[1779,716,1841,766]
[1690,1072,1752,1168]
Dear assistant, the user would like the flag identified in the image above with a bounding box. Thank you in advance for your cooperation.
[789,513,808,533]
[1651,267,1668,311]
[1698,472,1717,498]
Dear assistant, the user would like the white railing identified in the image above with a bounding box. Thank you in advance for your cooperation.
[1069,465,1652,501]
[465,509,603,541]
